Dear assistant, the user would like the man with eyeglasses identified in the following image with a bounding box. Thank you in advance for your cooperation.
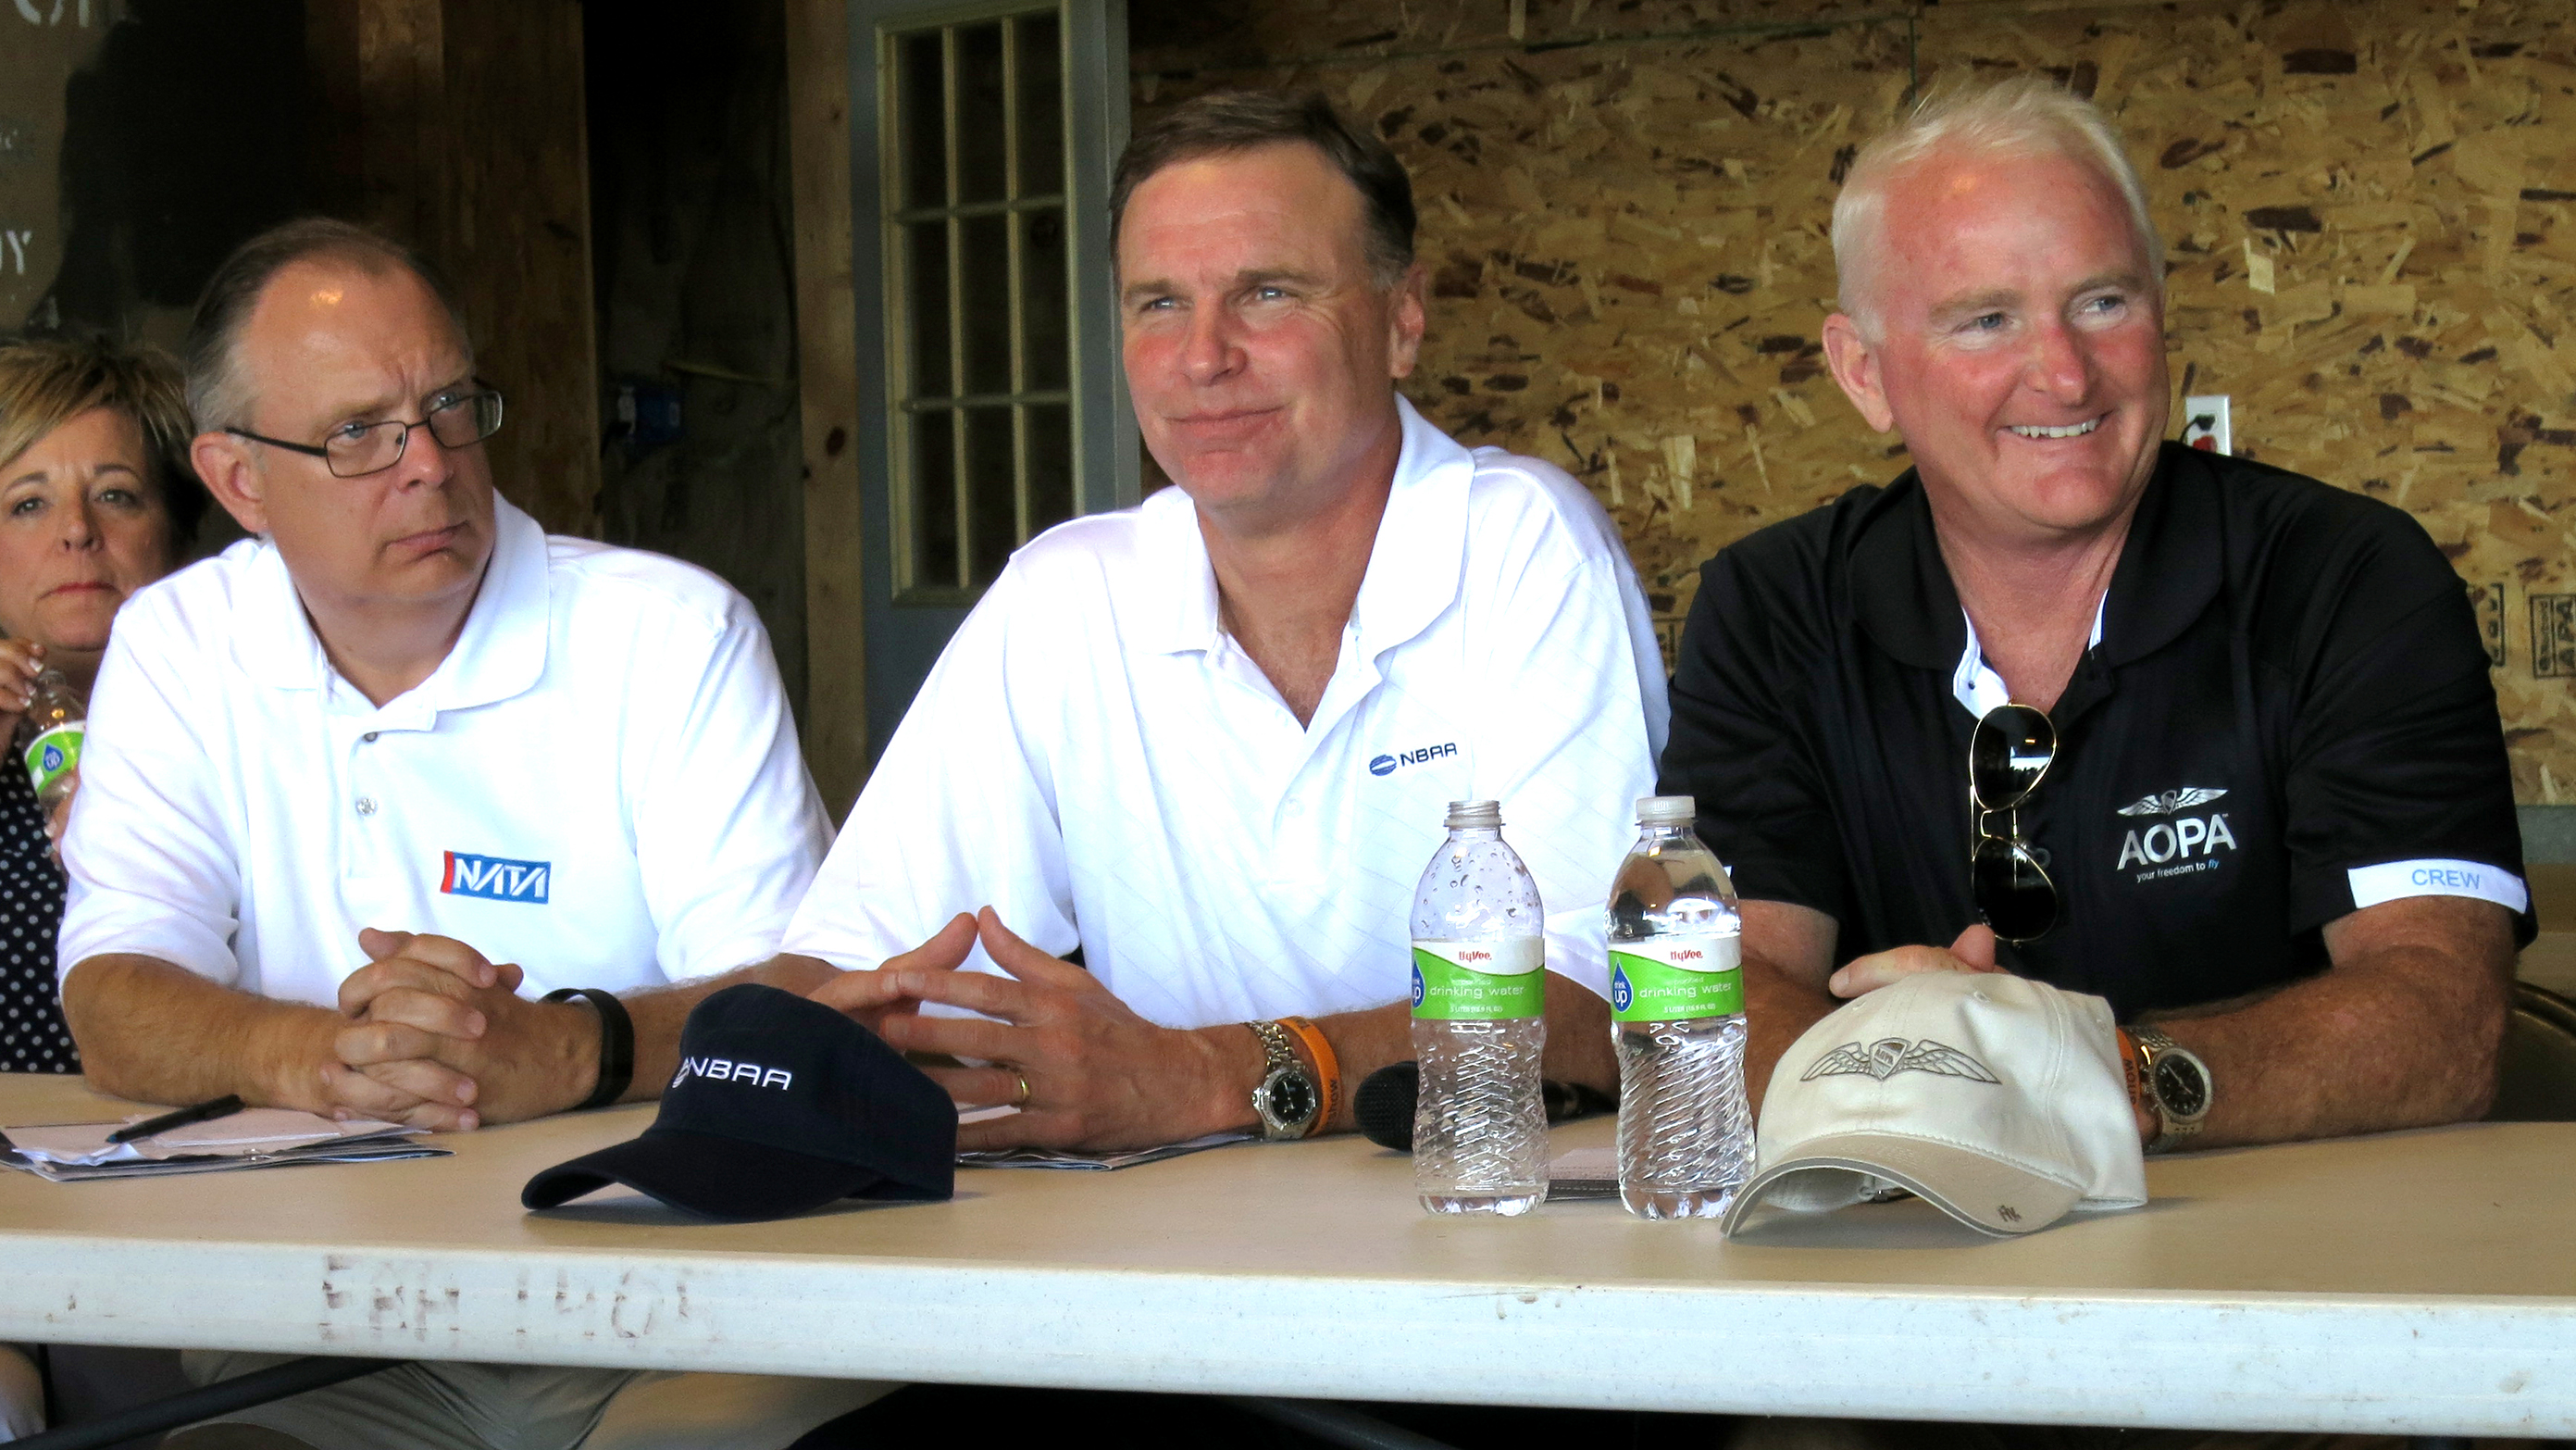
[54,219,878,1448]
[1662,79,2530,1157]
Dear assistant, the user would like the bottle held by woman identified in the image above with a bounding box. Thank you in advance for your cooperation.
[1409,799,1549,1216]
[21,669,84,810]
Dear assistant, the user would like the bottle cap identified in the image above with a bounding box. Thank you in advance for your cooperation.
[1636,795,1696,827]
[1444,799,1502,829]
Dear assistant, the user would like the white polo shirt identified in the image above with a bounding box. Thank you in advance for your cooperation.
[782,396,1667,1026]
[59,496,830,1007]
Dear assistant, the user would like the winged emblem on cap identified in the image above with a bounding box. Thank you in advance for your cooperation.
[2116,786,2227,818]
[1801,1036,2001,1085]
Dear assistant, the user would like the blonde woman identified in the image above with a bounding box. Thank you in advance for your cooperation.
[0,336,203,1441]
[0,336,205,1074]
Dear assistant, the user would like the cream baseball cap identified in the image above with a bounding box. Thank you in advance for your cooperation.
[1720,971,2147,1238]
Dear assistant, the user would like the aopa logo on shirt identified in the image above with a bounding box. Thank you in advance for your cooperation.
[1368,741,1458,776]
[441,850,551,904]
[2112,786,2235,875]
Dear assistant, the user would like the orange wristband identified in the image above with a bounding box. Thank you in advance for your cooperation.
[2116,1028,2145,1111]
[1276,1015,1341,1136]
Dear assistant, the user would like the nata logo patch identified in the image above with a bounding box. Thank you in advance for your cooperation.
[441,850,551,904]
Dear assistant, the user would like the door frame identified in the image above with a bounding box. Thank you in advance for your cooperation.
[843,0,1132,797]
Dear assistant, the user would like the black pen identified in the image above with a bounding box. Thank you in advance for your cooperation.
[106,1094,245,1144]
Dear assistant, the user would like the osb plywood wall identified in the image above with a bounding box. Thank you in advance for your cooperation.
[1130,0,2576,804]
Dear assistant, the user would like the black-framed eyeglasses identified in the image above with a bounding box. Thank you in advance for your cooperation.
[1970,701,2059,944]
[226,382,504,479]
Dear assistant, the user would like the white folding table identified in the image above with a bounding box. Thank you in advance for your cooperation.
[3,1073,2570,1438]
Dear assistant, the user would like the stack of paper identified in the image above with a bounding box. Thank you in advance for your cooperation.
[953,1104,1252,1170]
[0,1108,450,1182]
[1544,1145,1619,1200]
[958,1130,1254,1171]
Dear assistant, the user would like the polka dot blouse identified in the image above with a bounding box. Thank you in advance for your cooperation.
[0,762,77,1073]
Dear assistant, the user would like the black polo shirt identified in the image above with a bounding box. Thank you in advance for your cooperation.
[1661,442,2532,1021]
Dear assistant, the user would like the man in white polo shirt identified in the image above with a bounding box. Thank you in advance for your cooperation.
[59,220,832,1129]
[793,92,1664,1151]
[55,219,873,1450]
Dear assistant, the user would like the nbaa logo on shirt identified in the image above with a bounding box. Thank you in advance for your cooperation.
[441,851,551,904]
[1368,741,1458,776]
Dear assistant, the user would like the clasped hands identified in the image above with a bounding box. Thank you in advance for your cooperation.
[312,928,595,1131]
[810,907,1253,1153]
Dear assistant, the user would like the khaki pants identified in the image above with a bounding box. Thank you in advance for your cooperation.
[0,1344,41,1441]
[179,1350,891,1450]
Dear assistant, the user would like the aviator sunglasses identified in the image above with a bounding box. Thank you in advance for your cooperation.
[1970,702,2059,944]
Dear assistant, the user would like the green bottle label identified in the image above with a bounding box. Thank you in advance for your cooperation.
[1609,937,1744,1022]
[1411,938,1545,1020]
[23,723,81,799]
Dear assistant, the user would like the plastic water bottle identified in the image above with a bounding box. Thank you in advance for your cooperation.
[21,669,84,811]
[1607,794,1751,1219]
[1410,799,1549,1216]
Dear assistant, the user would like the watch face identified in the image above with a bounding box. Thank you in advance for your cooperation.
[1264,1070,1319,1129]
[2153,1055,2209,1119]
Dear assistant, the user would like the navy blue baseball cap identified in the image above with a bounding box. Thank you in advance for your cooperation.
[523,983,954,1221]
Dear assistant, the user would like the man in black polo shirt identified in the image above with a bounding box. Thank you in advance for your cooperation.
[1664,78,2530,1153]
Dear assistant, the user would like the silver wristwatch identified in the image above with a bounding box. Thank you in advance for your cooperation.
[1245,1019,1320,1141]
[2131,1025,2211,1153]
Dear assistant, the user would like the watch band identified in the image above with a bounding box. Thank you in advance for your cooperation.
[2130,1024,2209,1154]
[542,988,634,1111]
[1245,1019,1313,1141]
[1273,1016,1341,1136]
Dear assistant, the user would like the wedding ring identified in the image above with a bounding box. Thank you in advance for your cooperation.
[1012,1072,1032,1106]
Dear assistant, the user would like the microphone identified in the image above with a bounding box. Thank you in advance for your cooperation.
[1353,1061,1615,1153]
[1353,1060,1419,1150]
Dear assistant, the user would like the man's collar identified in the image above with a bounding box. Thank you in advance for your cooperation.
[425,495,551,711]
[1135,483,1220,655]
[1140,394,1472,660]
[1952,597,2104,719]
[1847,477,1964,669]
[2092,443,2223,668]
[231,533,331,690]
[1350,394,1471,659]
[231,494,551,719]
[1851,443,2222,676]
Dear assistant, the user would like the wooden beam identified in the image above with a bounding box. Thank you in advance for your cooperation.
[786,0,871,819]
[436,0,600,537]
[301,1,367,221]
[318,0,598,536]
[347,0,446,247]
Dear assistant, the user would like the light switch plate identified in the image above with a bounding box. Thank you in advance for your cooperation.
[2182,394,2232,456]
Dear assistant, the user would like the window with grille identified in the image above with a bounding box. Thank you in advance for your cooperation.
[844,0,1126,756]
[884,7,1080,598]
